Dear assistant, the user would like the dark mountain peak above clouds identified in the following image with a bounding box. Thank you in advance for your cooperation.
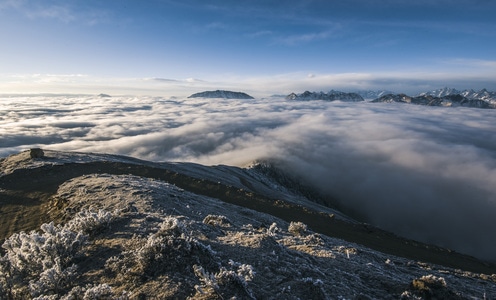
[188,90,254,99]
[286,90,364,102]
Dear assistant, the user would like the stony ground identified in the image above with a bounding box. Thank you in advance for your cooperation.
[1,150,495,299]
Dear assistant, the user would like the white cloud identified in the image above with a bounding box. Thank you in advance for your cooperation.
[26,5,75,22]
[1,95,495,261]
[1,0,114,26]
[246,30,273,38]
[445,58,496,69]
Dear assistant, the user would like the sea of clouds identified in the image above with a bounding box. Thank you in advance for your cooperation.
[1,95,495,261]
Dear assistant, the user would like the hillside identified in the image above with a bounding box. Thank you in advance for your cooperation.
[1,149,495,299]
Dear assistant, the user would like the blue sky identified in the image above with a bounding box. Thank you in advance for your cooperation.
[1,0,495,95]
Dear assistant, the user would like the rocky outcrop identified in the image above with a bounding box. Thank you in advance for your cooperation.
[29,148,44,159]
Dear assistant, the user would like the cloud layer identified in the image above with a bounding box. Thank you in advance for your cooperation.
[1,70,495,97]
[1,95,495,261]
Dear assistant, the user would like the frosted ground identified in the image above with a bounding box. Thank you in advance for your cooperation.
[0,150,495,299]
[1,94,495,263]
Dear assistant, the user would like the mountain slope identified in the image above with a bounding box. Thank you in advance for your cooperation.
[1,150,495,299]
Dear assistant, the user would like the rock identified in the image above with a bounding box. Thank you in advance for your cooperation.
[29,148,44,159]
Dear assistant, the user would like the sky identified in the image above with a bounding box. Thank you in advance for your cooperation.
[1,0,496,96]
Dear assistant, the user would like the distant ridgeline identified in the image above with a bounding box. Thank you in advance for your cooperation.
[287,87,496,109]
[371,94,491,108]
[188,90,254,99]
[286,90,364,102]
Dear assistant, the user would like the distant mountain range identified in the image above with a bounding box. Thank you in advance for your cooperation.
[286,88,496,109]
[418,87,496,103]
[188,90,254,99]
[371,94,491,108]
[355,90,396,99]
[286,90,364,102]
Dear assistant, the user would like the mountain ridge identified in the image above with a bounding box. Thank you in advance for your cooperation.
[286,90,364,102]
[188,90,254,99]
[285,88,495,108]
[371,93,492,108]
[0,149,495,299]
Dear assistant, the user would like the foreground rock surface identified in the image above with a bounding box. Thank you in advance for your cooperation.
[0,150,495,299]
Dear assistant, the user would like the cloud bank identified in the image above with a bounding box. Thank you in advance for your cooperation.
[1,69,495,97]
[1,95,495,261]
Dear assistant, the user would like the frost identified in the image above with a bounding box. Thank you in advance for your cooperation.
[65,208,115,235]
[267,222,280,236]
[0,208,117,299]
[193,263,256,299]
[1,151,496,298]
[203,214,231,227]
[288,221,307,236]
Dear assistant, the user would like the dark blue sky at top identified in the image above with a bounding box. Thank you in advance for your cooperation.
[1,0,495,93]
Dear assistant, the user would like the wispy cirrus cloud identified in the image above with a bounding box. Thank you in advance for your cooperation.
[25,4,75,22]
[246,30,273,38]
[0,0,112,25]
[274,28,341,46]
[444,58,496,69]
